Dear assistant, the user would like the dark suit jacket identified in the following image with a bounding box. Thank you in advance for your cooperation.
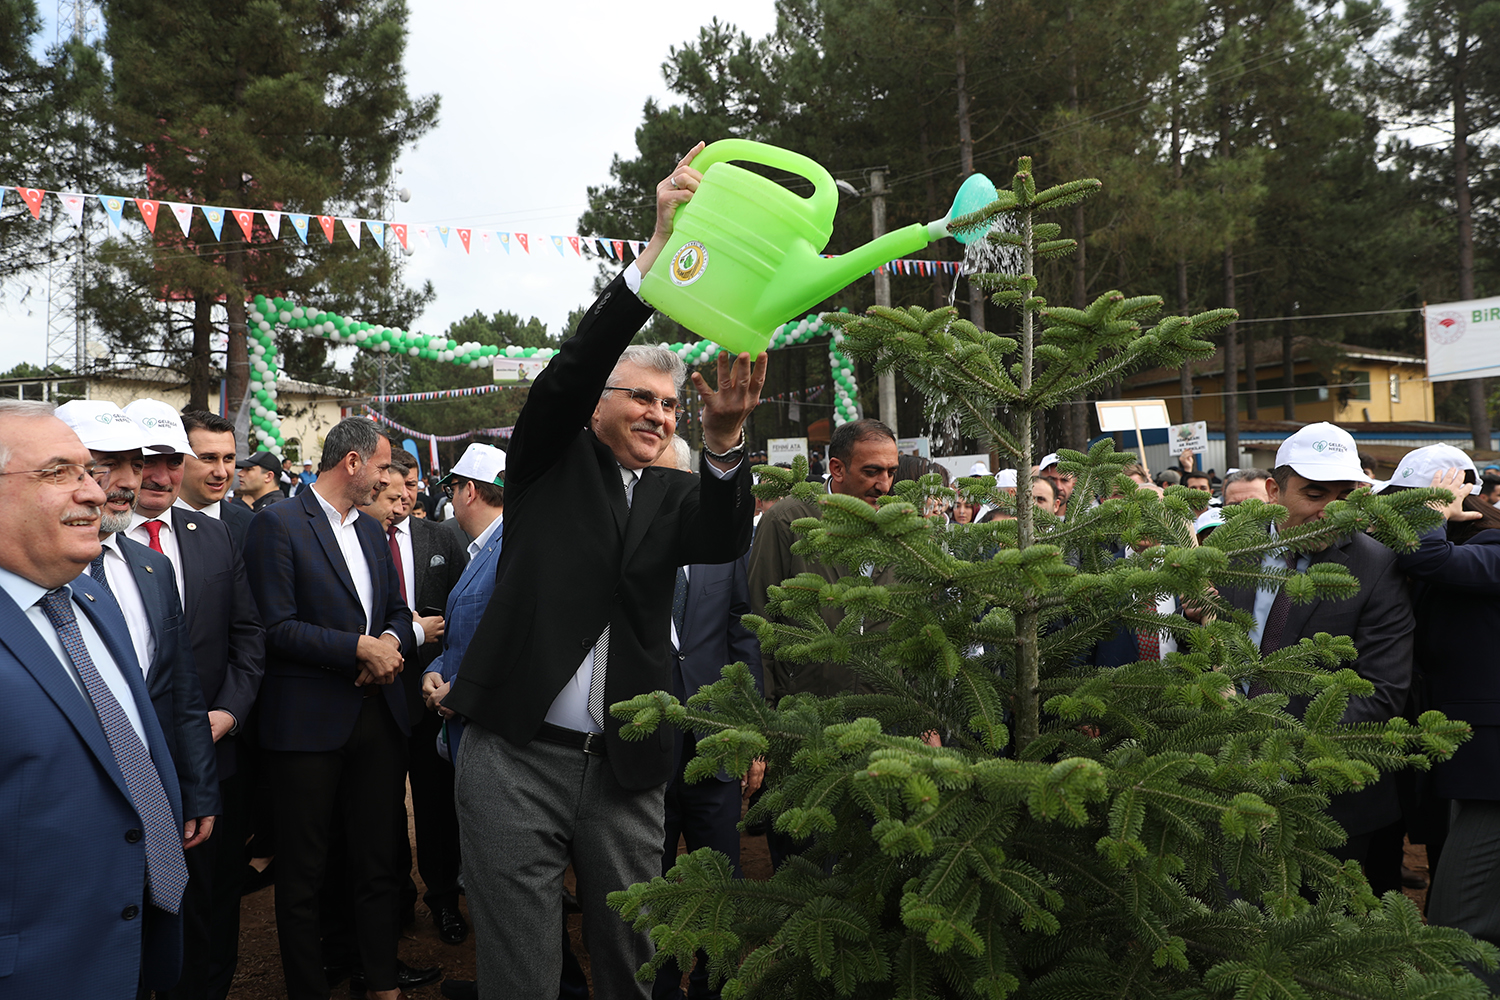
[115,535,221,821]
[674,553,763,781]
[169,506,265,779]
[1396,527,1500,800]
[243,487,418,753]
[217,498,253,552]
[1221,530,1414,836]
[445,271,754,791]
[401,515,468,721]
[0,573,187,996]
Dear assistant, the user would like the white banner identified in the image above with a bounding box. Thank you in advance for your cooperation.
[1426,297,1500,382]
[767,437,808,466]
[1168,421,1208,456]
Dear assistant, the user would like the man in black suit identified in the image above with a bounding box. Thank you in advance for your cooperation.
[54,400,221,847]
[125,398,266,1000]
[243,417,425,1000]
[1218,422,1413,896]
[178,410,254,551]
[444,144,767,999]
[383,449,469,943]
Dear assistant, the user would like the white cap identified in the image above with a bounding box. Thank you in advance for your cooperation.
[1274,422,1369,484]
[55,400,149,453]
[994,469,1018,489]
[437,443,506,488]
[1373,443,1480,495]
[122,398,194,455]
[968,461,990,476]
[1039,452,1062,470]
[1194,507,1226,535]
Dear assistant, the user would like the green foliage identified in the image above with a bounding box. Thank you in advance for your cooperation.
[607,160,1494,999]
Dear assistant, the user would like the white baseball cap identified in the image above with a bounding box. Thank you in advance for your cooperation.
[55,400,149,453]
[1193,507,1226,536]
[437,443,506,488]
[994,469,1018,489]
[1274,422,1369,484]
[123,398,194,455]
[1373,443,1480,495]
[1039,452,1062,470]
[968,461,991,476]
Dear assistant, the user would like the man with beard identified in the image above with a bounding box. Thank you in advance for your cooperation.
[53,400,220,853]
[177,410,253,550]
[243,416,424,1000]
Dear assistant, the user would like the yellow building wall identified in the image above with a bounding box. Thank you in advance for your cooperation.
[1127,361,1433,425]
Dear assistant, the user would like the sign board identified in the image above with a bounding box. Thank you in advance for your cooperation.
[767,437,808,467]
[931,454,993,482]
[492,358,550,383]
[1095,399,1171,433]
[897,436,930,458]
[1168,421,1208,457]
[1425,296,1500,382]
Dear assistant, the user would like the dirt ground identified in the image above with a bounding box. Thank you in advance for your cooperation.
[224,789,1429,998]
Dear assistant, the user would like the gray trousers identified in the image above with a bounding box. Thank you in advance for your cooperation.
[1428,799,1500,994]
[457,724,666,1000]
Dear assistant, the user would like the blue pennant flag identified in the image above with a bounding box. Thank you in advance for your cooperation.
[97,195,128,230]
[497,232,511,254]
[437,225,450,248]
[202,206,226,240]
[367,220,385,249]
[550,235,565,256]
[289,214,310,243]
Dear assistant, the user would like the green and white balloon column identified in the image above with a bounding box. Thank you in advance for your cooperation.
[245,295,859,451]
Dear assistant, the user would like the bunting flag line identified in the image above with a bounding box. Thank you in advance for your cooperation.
[2,181,970,277]
[369,383,505,403]
[362,405,515,443]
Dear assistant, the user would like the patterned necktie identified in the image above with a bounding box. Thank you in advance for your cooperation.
[39,588,188,913]
[672,568,689,645]
[90,552,114,600]
[144,520,164,554]
[1248,553,1301,698]
[388,525,408,604]
[1134,614,1160,661]
[588,470,637,730]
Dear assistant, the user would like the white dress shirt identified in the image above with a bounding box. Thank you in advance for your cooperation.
[466,512,503,561]
[311,487,381,636]
[98,532,156,678]
[388,518,427,646]
[0,566,150,744]
[175,496,221,520]
[128,512,185,607]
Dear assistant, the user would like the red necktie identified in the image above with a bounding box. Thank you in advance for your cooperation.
[144,520,165,554]
[388,525,407,604]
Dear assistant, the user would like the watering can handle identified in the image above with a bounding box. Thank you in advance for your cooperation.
[687,139,836,218]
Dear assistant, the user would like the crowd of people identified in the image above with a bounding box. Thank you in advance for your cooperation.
[5,146,1500,1000]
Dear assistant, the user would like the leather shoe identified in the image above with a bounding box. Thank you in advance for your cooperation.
[349,959,442,996]
[434,904,469,945]
[440,980,477,1000]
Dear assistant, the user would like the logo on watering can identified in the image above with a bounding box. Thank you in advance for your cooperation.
[670,241,708,287]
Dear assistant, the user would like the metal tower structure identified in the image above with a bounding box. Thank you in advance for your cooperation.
[44,0,99,372]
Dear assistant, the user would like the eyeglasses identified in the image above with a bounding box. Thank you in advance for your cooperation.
[603,386,683,415]
[0,462,100,487]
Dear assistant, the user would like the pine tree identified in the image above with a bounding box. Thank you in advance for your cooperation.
[608,158,1496,999]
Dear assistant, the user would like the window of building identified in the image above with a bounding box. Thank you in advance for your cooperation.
[1389,373,1401,403]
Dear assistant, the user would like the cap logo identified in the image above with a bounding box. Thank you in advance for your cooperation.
[138,416,178,430]
[1312,440,1327,453]
[1401,467,1413,479]
[93,412,132,425]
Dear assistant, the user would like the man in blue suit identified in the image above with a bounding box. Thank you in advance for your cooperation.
[422,442,508,760]
[243,417,421,1000]
[0,400,192,998]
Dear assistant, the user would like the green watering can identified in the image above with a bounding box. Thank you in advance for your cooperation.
[638,139,997,356]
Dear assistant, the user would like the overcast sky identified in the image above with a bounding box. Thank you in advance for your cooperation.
[0,0,781,374]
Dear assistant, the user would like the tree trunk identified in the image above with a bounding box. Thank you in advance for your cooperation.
[1064,6,1088,452]
[1245,325,1258,420]
[1173,76,1192,424]
[954,2,984,332]
[1453,14,1487,449]
[188,293,214,411]
[1223,245,1239,469]
[225,244,250,455]
[1283,294,1296,421]
[919,120,948,310]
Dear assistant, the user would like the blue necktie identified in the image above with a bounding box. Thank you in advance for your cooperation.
[39,588,189,913]
[90,553,114,601]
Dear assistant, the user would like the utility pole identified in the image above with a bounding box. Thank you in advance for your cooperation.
[45,0,98,373]
[871,169,898,437]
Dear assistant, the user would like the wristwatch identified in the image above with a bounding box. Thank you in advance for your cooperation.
[702,429,746,463]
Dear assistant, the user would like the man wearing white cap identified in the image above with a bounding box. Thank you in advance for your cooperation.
[126,397,265,1000]
[1220,421,1414,895]
[1038,452,1076,514]
[53,401,220,856]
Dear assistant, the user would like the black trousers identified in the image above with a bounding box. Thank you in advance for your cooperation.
[267,696,407,1000]
[397,707,462,910]
[158,771,246,1000]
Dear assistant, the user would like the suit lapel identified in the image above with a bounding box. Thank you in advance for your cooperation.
[1285,537,1352,641]
[119,538,165,678]
[595,441,628,538]
[301,489,361,606]
[170,509,201,625]
[621,468,666,569]
[0,582,136,804]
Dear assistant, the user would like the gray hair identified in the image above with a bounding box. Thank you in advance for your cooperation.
[0,399,59,471]
[605,345,687,395]
[1223,467,1272,490]
[669,435,693,472]
[319,416,388,473]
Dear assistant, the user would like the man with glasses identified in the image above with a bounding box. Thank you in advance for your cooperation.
[443,145,767,999]
[0,399,197,997]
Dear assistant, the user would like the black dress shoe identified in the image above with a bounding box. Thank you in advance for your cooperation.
[440,980,478,1000]
[561,889,582,914]
[349,959,442,996]
[434,904,469,945]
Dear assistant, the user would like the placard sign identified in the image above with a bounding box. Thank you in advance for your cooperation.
[1169,421,1208,456]
[767,437,808,466]
[492,358,550,383]
[897,436,930,458]
[1426,296,1500,382]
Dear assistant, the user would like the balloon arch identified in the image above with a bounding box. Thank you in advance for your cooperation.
[244,294,861,453]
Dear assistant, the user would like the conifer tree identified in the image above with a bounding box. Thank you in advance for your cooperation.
[608,158,1496,999]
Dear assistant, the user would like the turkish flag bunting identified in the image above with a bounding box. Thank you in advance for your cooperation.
[137,199,160,233]
[262,210,282,239]
[18,187,45,219]
[233,209,255,240]
[457,228,472,253]
[567,235,581,256]
[516,233,530,254]
[391,223,408,249]
[318,215,336,243]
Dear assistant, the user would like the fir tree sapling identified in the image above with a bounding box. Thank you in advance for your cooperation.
[609,158,1495,999]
